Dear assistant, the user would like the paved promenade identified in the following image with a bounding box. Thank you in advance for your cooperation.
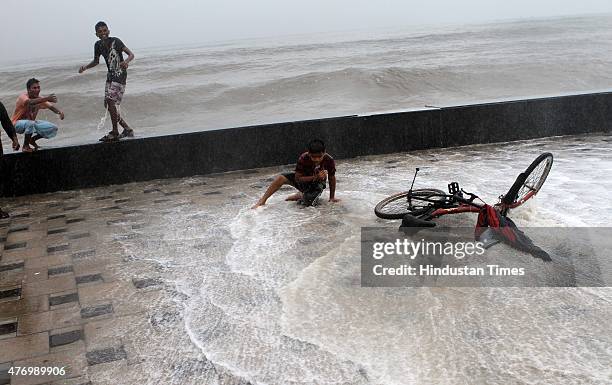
[0,171,263,385]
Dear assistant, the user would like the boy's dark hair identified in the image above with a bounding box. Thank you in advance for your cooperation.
[26,78,40,90]
[308,139,326,154]
[95,21,108,31]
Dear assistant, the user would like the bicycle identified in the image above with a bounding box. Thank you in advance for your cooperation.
[374,153,554,225]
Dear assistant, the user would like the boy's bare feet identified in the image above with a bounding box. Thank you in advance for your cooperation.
[251,200,266,209]
[99,131,119,142]
[22,145,33,153]
[118,128,134,139]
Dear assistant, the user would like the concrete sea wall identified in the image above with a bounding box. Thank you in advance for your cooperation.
[1,92,611,197]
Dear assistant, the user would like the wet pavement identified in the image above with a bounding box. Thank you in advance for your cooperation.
[0,133,611,385]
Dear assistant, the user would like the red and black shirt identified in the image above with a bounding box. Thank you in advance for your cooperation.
[295,152,336,177]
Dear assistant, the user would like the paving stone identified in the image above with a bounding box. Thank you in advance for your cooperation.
[95,196,113,201]
[131,223,146,230]
[153,198,171,203]
[132,278,162,289]
[3,246,47,263]
[0,287,21,301]
[23,267,48,282]
[18,305,81,335]
[24,253,70,271]
[72,249,96,260]
[48,214,66,220]
[23,277,76,297]
[47,228,67,235]
[78,282,135,307]
[75,274,103,285]
[80,304,113,319]
[7,229,46,244]
[0,236,5,243]
[0,269,24,288]
[11,212,30,219]
[164,191,182,196]
[66,218,85,224]
[0,332,49,362]
[47,244,70,254]
[48,265,74,276]
[188,181,207,187]
[50,329,83,347]
[86,346,127,366]
[0,363,9,385]
[0,261,25,272]
[4,242,27,250]
[114,198,131,204]
[203,191,222,196]
[49,292,79,307]
[0,320,17,337]
[8,225,29,233]
[48,202,63,208]
[0,295,49,318]
[68,232,90,240]
[143,188,161,193]
[63,205,80,211]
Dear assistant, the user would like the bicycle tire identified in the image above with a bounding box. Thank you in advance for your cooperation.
[502,152,553,207]
[375,188,447,219]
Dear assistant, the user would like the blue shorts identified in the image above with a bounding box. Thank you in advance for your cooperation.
[15,120,58,139]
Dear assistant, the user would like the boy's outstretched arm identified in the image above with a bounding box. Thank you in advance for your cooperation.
[27,94,57,106]
[48,105,65,120]
[120,46,135,69]
[329,175,340,202]
[79,58,99,73]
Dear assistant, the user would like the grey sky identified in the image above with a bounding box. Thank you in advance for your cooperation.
[1,0,612,61]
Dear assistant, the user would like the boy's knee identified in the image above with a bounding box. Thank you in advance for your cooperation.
[276,175,289,184]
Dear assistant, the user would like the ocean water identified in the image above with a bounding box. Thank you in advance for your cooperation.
[1,14,612,149]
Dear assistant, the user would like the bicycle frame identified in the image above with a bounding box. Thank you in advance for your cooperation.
[407,190,485,219]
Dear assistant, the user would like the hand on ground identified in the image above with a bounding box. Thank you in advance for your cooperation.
[78,66,86,73]
[59,111,65,120]
[329,197,340,203]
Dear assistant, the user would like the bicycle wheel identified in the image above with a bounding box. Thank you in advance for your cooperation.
[375,189,447,219]
[502,152,553,208]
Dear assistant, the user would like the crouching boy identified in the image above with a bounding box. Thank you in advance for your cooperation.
[252,139,340,208]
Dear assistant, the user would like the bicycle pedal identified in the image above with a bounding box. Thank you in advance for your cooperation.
[448,182,460,194]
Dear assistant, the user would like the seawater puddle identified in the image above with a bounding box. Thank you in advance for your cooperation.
[7,133,607,384]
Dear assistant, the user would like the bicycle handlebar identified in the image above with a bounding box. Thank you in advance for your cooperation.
[452,191,483,208]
